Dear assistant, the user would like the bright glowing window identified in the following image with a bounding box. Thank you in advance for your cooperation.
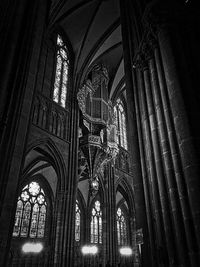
[53,34,69,108]
[115,99,128,149]
[75,200,81,242]
[13,181,47,238]
[117,208,128,246]
[90,200,102,244]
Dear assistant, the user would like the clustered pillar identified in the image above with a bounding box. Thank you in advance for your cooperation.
[133,12,200,265]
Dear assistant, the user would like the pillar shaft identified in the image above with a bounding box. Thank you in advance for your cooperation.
[119,0,150,265]
[157,25,200,261]
[134,71,157,266]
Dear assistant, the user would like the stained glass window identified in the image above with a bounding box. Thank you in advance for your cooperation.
[53,34,69,108]
[116,208,128,246]
[13,181,47,238]
[115,99,128,149]
[75,200,81,242]
[90,200,102,244]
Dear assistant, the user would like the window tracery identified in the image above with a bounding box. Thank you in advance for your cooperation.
[53,34,69,108]
[90,200,102,244]
[13,181,47,238]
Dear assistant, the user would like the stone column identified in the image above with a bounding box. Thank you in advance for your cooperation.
[106,163,117,266]
[134,69,158,266]
[61,97,79,266]
[119,0,151,266]
[136,61,171,266]
[0,1,48,265]
[153,44,199,266]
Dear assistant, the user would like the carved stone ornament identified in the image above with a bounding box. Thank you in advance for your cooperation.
[77,79,94,115]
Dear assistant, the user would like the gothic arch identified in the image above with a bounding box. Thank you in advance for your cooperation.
[115,176,135,215]
[26,137,67,191]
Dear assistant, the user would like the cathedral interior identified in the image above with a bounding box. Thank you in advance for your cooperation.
[0,0,200,266]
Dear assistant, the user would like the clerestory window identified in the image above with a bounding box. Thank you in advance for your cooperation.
[53,34,69,108]
[114,99,128,150]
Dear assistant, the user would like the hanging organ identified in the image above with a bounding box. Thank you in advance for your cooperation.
[77,64,119,193]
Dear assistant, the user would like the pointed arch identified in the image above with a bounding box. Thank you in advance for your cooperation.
[26,137,67,191]
[116,176,135,218]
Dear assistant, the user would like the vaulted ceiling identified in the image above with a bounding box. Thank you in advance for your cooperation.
[49,0,124,99]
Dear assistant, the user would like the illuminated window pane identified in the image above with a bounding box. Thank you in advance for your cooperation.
[90,200,102,244]
[13,200,23,237]
[30,204,39,238]
[75,201,81,242]
[53,55,62,103]
[116,207,128,246]
[53,35,69,108]
[21,202,31,237]
[13,181,47,239]
[91,217,94,243]
[115,99,128,149]
[38,205,46,238]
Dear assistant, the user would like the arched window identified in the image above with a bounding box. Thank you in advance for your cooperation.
[114,99,128,149]
[13,181,47,238]
[116,207,128,246]
[90,200,102,244]
[75,200,81,242]
[53,34,69,108]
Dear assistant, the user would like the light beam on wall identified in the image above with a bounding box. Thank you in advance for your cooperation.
[22,242,43,253]
[81,245,98,255]
[119,247,133,256]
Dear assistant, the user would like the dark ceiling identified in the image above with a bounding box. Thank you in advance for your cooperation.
[50,0,124,99]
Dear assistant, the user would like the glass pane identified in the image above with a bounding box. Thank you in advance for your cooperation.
[20,202,31,237]
[99,217,102,243]
[37,205,46,238]
[13,200,23,237]
[91,217,94,243]
[117,221,120,245]
[37,194,45,204]
[29,182,40,196]
[21,190,29,201]
[75,204,81,242]
[59,48,68,60]
[53,55,62,103]
[30,204,39,238]
[117,208,121,216]
[61,62,68,107]
[95,201,100,212]
[57,35,64,46]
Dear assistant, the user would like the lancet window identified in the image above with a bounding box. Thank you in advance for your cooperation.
[53,34,69,108]
[75,200,81,242]
[114,99,128,149]
[116,207,128,246]
[13,181,47,238]
[90,200,102,244]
